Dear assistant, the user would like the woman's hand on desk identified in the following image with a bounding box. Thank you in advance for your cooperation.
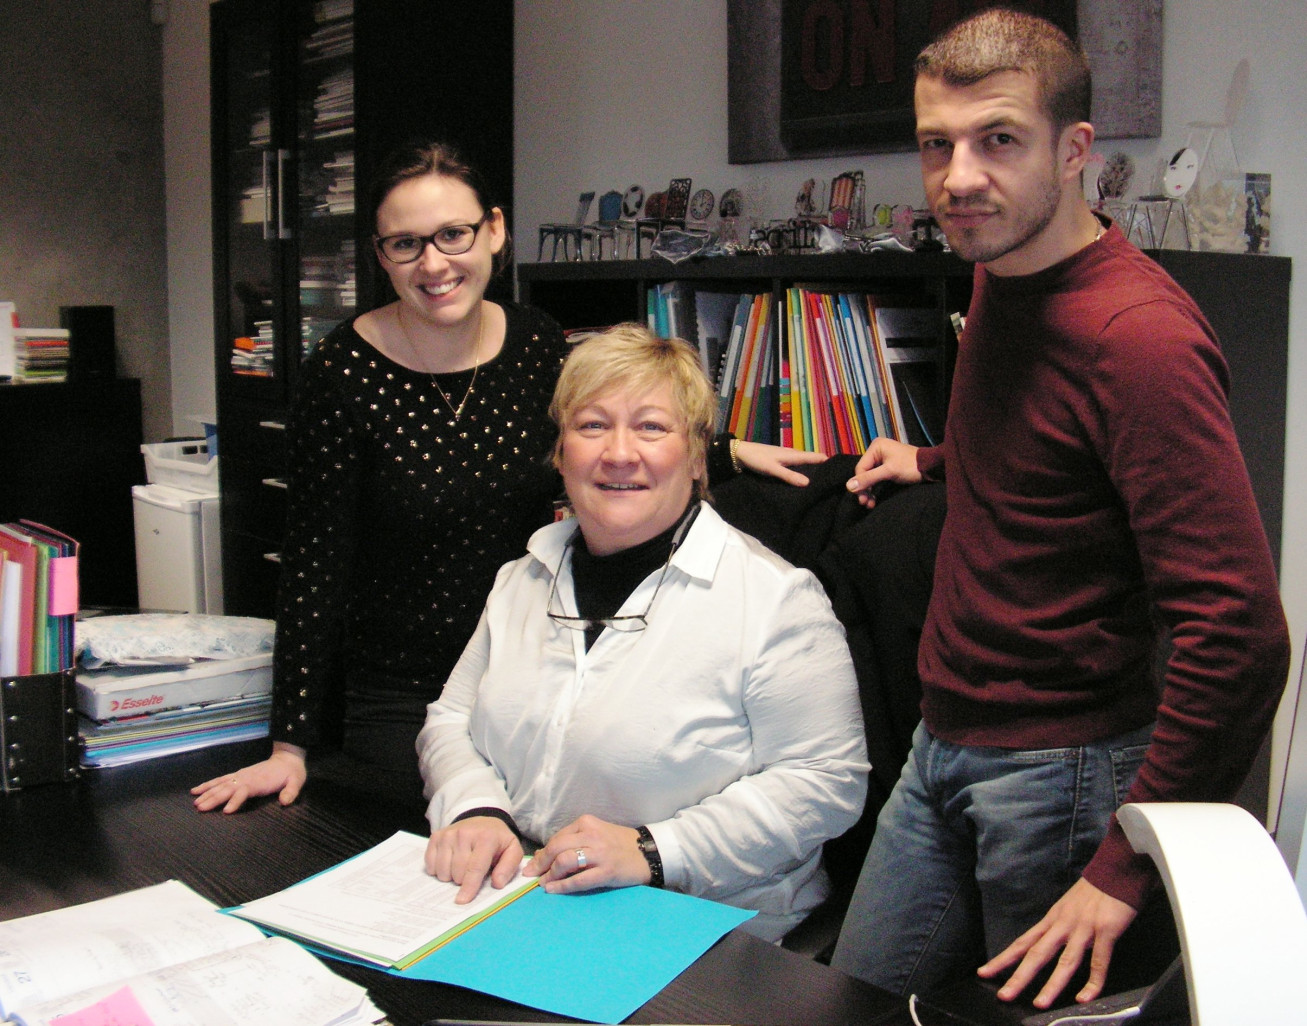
[190,742,307,813]
[426,817,524,904]
[525,814,651,894]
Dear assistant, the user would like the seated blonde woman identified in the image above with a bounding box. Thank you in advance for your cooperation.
[417,323,869,940]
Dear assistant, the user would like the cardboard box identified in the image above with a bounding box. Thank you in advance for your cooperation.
[76,653,272,722]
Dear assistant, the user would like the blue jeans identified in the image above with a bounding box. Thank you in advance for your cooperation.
[830,720,1153,995]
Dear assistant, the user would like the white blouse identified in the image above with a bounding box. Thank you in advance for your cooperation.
[417,503,869,939]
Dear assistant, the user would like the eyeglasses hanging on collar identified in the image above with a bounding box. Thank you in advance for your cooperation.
[546,505,701,634]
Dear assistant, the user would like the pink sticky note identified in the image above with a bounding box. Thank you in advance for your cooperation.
[48,555,79,616]
[51,984,157,1026]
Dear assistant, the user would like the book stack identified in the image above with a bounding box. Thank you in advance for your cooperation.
[307,0,353,59]
[313,150,355,217]
[230,323,274,376]
[311,67,354,141]
[12,328,70,383]
[0,521,78,677]
[337,236,357,308]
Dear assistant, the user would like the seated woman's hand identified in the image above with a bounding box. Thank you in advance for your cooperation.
[425,816,524,904]
[735,439,828,487]
[190,742,307,814]
[525,814,651,894]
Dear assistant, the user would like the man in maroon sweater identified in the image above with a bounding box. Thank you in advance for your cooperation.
[831,8,1290,1012]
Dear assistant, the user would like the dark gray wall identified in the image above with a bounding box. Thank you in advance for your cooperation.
[0,0,170,442]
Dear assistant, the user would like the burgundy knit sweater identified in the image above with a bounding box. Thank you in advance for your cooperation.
[916,221,1290,907]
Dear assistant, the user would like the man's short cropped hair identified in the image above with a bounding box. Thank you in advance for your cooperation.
[914,7,1092,131]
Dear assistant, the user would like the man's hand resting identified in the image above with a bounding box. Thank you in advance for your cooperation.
[978,877,1138,1009]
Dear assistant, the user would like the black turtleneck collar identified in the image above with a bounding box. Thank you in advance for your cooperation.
[568,501,698,648]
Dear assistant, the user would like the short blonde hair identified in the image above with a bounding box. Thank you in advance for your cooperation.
[550,323,716,498]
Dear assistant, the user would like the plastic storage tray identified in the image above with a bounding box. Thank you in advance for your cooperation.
[141,440,218,492]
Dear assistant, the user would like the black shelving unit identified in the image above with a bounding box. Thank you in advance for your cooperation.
[210,0,513,617]
[518,251,976,451]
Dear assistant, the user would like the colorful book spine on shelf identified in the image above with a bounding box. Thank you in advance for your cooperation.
[714,295,753,432]
[694,290,742,389]
[790,289,815,452]
[840,293,889,442]
[799,291,834,454]
[731,294,772,441]
[834,292,876,445]
[863,295,902,441]
[777,311,793,449]
[821,292,865,453]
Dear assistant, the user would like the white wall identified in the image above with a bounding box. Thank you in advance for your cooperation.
[513,0,1307,867]
[0,0,171,441]
[162,0,214,436]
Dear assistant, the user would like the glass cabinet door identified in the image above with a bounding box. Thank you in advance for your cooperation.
[292,0,356,362]
[217,3,282,383]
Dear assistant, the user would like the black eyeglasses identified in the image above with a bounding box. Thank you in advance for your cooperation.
[374,213,491,263]
[546,506,700,634]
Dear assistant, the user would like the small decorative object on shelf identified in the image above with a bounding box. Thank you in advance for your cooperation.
[794,178,821,218]
[828,170,866,231]
[718,187,744,245]
[621,184,645,218]
[1188,171,1271,254]
[1097,151,1136,208]
[688,188,715,223]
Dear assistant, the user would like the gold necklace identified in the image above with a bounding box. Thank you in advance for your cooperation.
[397,305,483,421]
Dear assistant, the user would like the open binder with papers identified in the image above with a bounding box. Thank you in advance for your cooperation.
[231,830,756,1024]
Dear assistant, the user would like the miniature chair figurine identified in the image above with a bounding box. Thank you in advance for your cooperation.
[613,185,645,259]
[537,191,595,262]
[580,189,623,260]
[636,178,691,258]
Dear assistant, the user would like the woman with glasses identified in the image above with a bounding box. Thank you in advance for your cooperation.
[418,325,868,940]
[194,141,824,815]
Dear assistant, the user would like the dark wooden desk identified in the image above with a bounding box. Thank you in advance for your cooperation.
[0,741,1025,1026]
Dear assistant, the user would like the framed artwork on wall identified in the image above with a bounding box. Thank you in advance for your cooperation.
[728,0,1162,164]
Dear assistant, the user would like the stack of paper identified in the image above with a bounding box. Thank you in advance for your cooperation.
[76,653,273,769]
[12,328,70,382]
[0,881,383,1026]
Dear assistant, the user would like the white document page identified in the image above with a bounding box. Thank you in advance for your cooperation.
[9,936,381,1026]
[0,881,265,1018]
[233,830,535,966]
